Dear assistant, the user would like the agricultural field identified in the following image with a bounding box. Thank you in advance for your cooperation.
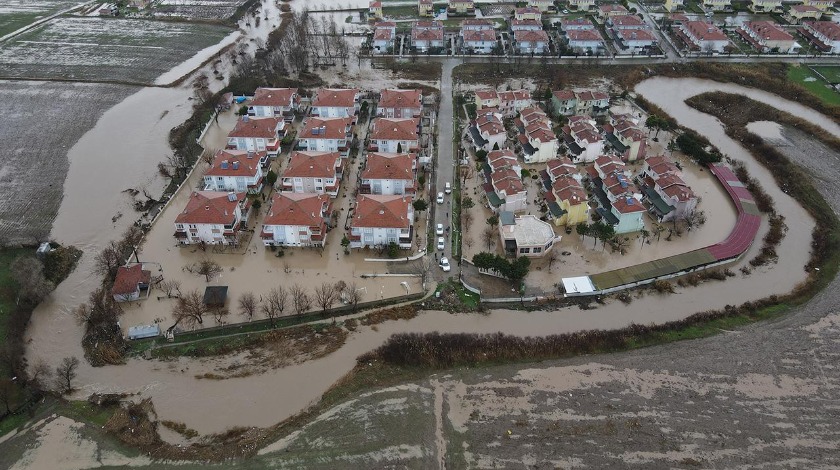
[787,64,840,106]
[0,0,79,38]
[0,80,137,244]
[0,16,234,84]
[153,0,248,20]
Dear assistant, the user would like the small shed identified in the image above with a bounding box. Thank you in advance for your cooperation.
[127,324,161,340]
[562,276,596,295]
[203,286,228,307]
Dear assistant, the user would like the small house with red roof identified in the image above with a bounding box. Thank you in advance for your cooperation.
[511,18,543,32]
[562,116,604,163]
[248,88,299,120]
[637,155,697,222]
[378,89,423,119]
[513,29,550,53]
[261,192,333,247]
[203,149,266,194]
[516,106,559,163]
[372,22,397,54]
[597,3,629,21]
[411,20,445,51]
[481,149,527,213]
[112,264,151,302]
[297,117,354,157]
[369,0,383,18]
[174,191,249,245]
[677,21,730,53]
[349,194,415,249]
[418,0,433,16]
[587,156,645,233]
[227,116,285,156]
[551,89,609,116]
[369,117,420,153]
[569,0,596,11]
[462,28,497,53]
[280,151,344,197]
[514,6,541,21]
[449,0,475,14]
[787,5,822,24]
[800,21,840,53]
[311,88,361,118]
[470,111,507,151]
[360,152,417,195]
[738,21,799,53]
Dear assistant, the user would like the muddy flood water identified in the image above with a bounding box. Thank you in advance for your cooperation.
[17,17,836,437]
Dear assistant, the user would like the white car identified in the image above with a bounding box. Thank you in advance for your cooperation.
[436,223,444,235]
[436,192,444,204]
[444,182,451,194]
[437,237,445,251]
[439,257,451,272]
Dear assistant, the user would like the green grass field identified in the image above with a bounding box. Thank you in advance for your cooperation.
[810,65,840,84]
[787,65,840,107]
[0,247,29,358]
[0,0,79,38]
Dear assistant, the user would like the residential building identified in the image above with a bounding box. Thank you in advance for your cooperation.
[418,0,433,17]
[449,0,475,14]
[562,116,604,163]
[664,0,684,12]
[360,152,417,195]
[112,264,151,302]
[463,28,497,53]
[597,3,629,21]
[372,22,397,54]
[551,89,578,115]
[549,174,589,226]
[738,21,800,53]
[497,89,533,116]
[310,88,361,118]
[560,17,595,32]
[280,151,344,197]
[551,89,609,116]
[470,111,507,151]
[568,0,597,10]
[203,149,265,194]
[369,117,420,153]
[804,0,833,11]
[613,28,658,54]
[529,0,554,12]
[801,21,840,53]
[483,156,528,213]
[297,117,353,156]
[608,15,646,29]
[748,0,782,13]
[261,192,332,247]
[511,19,543,31]
[349,194,415,249]
[567,29,605,52]
[226,116,285,156]
[638,155,698,222]
[787,5,822,24]
[474,89,500,110]
[677,21,730,52]
[411,20,445,51]
[702,0,731,11]
[369,1,383,19]
[462,18,494,31]
[378,89,423,118]
[514,6,542,21]
[514,29,550,53]
[498,212,557,257]
[606,116,647,162]
[609,196,646,233]
[517,106,559,163]
[248,87,299,119]
[174,191,248,245]
[587,158,645,233]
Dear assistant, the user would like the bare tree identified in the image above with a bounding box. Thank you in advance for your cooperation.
[460,164,475,184]
[93,241,123,281]
[188,259,223,282]
[55,356,80,395]
[546,250,559,273]
[314,282,339,316]
[29,358,52,392]
[211,306,230,325]
[464,237,474,250]
[409,257,433,287]
[482,226,496,251]
[345,281,363,312]
[238,291,258,321]
[172,290,207,329]
[290,284,312,316]
[262,286,288,327]
[201,148,217,166]
[159,279,182,298]
[10,256,54,306]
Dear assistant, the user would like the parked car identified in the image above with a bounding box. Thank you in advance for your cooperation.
[437,237,445,250]
[439,257,451,272]
[445,182,451,194]
[436,192,444,204]
[436,223,444,235]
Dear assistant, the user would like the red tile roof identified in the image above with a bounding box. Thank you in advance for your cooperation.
[283,151,341,178]
[552,89,576,101]
[616,28,657,42]
[412,28,444,41]
[683,21,728,41]
[657,173,695,202]
[568,29,603,41]
[512,19,543,28]
[547,156,576,178]
[515,6,540,14]
[374,28,395,40]
[228,117,282,139]
[553,175,587,204]
[414,20,443,29]
[362,152,415,180]
[312,88,359,108]
[576,90,609,101]
[806,21,840,40]
[464,29,497,41]
[370,117,420,141]
[645,155,679,175]
[743,21,793,41]
[477,113,505,135]
[252,88,297,107]
[379,89,422,110]
[560,17,593,28]
[791,5,819,12]
[599,4,628,13]
[264,192,331,227]
[612,196,646,214]
[112,264,151,296]
[610,15,645,27]
[301,117,352,140]
[353,194,413,228]
[205,149,263,177]
[497,89,531,102]
[176,191,243,225]
[514,29,549,42]
[491,168,525,195]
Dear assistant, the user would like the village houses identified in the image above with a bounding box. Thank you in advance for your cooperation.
[378,89,423,119]
[112,264,151,302]
[597,3,629,21]
[588,156,645,233]
[226,116,285,156]
[498,212,557,257]
[542,157,589,227]
[310,88,361,119]
[280,151,344,198]
[702,0,732,11]
[418,0,433,16]
[801,21,840,53]
[511,18,543,32]
[474,89,533,117]
[483,149,527,213]
[359,152,417,195]
[369,117,420,153]
[605,113,647,162]
[448,0,475,14]
[677,21,730,53]
[562,115,605,163]
[517,106,560,163]
[787,5,822,24]
[513,29,550,54]
[203,149,266,194]
[568,0,597,11]
[297,117,354,157]
[372,21,397,54]
[738,21,800,53]
[248,87,299,120]
[261,192,333,247]
[748,0,782,13]
[369,0,383,18]
[412,20,445,52]
[174,191,249,246]
[470,111,507,152]
[514,7,542,21]
[638,155,698,222]
[551,89,610,116]
[664,0,684,11]
[349,194,415,249]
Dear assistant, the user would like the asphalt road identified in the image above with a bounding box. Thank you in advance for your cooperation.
[431,59,459,276]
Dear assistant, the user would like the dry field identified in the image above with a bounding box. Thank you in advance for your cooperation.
[153,0,248,20]
[0,80,137,245]
[0,17,234,84]
[0,0,78,37]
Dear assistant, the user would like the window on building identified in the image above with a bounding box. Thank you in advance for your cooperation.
[519,247,530,254]
[533,247,542,254]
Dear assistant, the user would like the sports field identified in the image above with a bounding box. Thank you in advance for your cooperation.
[787,65,840,106]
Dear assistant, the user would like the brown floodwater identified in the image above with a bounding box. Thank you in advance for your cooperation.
[23,63,827,439]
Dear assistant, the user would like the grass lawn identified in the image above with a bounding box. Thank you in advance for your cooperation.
[0,0,79,38]
[0,248,29,361]
[810,65,840,84]
[787,65,840,107]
